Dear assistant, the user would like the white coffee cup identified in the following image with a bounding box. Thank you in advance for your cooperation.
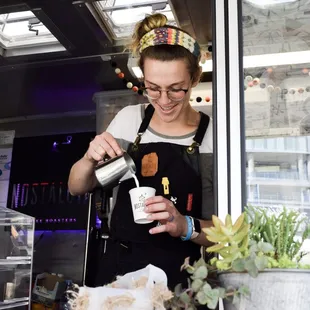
[129,187,156,224]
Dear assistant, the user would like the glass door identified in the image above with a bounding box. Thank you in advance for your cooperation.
[242,0,310,256]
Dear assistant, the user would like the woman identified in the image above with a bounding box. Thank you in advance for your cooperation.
[68,13,214,289]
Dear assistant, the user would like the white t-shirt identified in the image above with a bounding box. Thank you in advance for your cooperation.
[106,104,213,153]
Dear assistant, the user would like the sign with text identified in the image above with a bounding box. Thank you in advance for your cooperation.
[10,181,90,230]
[8,132,95,230]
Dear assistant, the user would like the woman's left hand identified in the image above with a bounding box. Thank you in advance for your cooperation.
[144,196,187,238]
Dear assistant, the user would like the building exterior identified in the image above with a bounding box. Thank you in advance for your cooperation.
[247,136,310,219]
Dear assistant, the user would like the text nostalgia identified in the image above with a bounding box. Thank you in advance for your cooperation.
[11,182,89,209]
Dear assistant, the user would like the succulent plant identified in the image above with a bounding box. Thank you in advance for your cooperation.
[203,213,250,271]
[204,207,310,275]
[246,205,310,269]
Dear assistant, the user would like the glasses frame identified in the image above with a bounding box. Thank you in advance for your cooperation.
[141,87,189,101]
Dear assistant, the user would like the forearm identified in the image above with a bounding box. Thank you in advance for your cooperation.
[68,155,98,196]
[191,219,213,247]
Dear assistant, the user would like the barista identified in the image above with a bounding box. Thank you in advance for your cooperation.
[68,13,214,289]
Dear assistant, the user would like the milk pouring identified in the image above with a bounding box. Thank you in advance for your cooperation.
[131,173,140,188]
[95,152,136,188]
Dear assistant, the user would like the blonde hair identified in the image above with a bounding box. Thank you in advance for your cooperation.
[129,13,202,83]
[130,13,168,56]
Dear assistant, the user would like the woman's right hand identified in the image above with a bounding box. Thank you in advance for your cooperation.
[84,132,123,164]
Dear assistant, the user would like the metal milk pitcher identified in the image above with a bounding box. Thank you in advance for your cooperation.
[94,152,136,188]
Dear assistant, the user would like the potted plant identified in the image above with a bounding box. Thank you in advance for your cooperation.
[168,206,310,310]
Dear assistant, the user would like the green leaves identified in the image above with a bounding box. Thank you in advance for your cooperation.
[205,289,221,309]
[245,206,310,264]
[179,292,191,304]
[171,257,244,310]
[244,258,259,278]
[302,224,310,241]
[238,286,250,296]
[232,258,246,272]
[202,283,212,294]
[191,279,204,292]
[204,213,250,271]
[192,266,208,280]
[196,284,221,309]
[255,256,269,271]
[257,241,274,253]
[172,206,310,310]
[196,291,208,305]
[231,240,271,276]
[174,283,182,296]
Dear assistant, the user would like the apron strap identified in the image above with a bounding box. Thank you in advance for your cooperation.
[131,104,155,151]
[138,105,209,142]
[132,105,210,153]
[138,104,155,134]
[187,112,210,154]
[193,112,210,145]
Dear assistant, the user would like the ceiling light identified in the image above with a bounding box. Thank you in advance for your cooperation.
[246,0,297,7]
[243,51,310,68]
[128,50,310,78]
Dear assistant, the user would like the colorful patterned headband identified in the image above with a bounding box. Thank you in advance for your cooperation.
[139,27,201,58]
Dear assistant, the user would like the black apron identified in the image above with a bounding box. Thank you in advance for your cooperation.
[95,104,210,289]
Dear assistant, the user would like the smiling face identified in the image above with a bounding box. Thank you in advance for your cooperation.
[143,58,194,124]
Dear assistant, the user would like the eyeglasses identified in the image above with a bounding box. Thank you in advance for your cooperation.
[142,87,189,101]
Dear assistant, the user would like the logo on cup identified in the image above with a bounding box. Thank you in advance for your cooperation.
[134,194,146,211]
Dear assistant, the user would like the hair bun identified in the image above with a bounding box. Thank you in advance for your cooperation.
[130,13,168,55]
[141,13,168,33]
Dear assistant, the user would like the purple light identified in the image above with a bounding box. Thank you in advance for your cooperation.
[52,136,72,150]
[52,142,59,152]
[21,185,25,207]
[15,184,21,209]
[35,230,86,234]
[62,136,72,145]
[96,214,101,228]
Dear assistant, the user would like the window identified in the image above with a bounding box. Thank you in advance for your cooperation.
[243,0,310,254]
[91,0,177,40]
[0,10,65,56]
[266,138,276,150]
[254,138,265,149]
[285,137,296,151]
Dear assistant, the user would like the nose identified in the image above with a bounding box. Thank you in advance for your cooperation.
[157,90,171,105]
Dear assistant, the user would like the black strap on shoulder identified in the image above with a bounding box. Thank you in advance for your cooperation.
[134,105,209,153]
[137,104,155,134]
[193,112,210,145]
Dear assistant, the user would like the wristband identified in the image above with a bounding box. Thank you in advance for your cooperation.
[181,216,193,241]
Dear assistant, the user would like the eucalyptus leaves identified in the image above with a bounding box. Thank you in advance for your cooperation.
[168,257,249,310]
